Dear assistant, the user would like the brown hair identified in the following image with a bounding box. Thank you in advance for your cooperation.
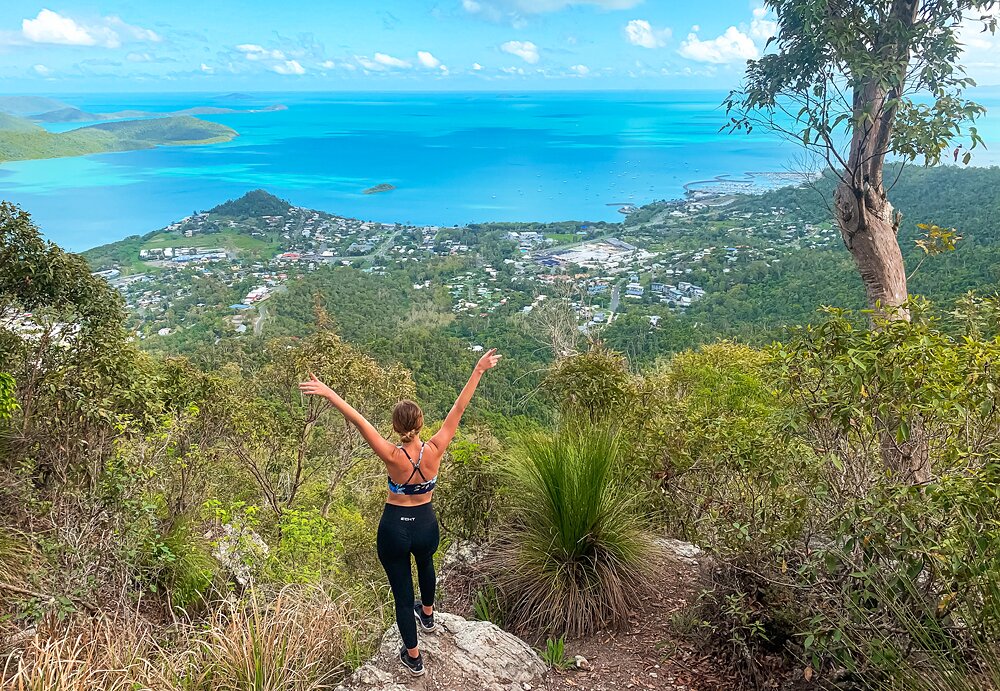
[392,400,424,443]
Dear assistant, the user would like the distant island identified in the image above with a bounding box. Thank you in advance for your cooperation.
[0,114,237,163]
[362,183,395,194]
[0,95,287,124]
[31,104,287,124]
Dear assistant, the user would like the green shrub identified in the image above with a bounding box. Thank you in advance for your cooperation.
[496,423,654,637]
[433,430,507,542]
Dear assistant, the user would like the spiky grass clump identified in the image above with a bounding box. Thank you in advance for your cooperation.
[3,585,370,691]
[497,424,655,637]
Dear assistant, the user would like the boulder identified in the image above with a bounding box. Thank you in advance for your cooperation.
[338,611,548,691]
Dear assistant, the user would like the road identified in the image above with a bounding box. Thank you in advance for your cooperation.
[253,304,268,336]
[315,230,401,264]
[609,284,621,318]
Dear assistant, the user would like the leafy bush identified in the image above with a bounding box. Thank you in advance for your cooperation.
[543,346,635,423]
[661,304,1000,685]
[496,424,655,637]
[433,429,507,542]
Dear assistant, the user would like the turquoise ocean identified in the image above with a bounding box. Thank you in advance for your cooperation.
[2,89,999,252]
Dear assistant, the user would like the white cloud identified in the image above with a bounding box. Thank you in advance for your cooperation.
[958,10,1000,84]
[570,64,590,75]
[127,51,153,62]
[417,51,441,68]
[750,6,777,42]
[501,40,539,63]
[320,59,336,69]
[625,19,671,49]
[272,59,305,75]
[21,9,158,48]
[106,16,161,43]
[500,65,525,74]
[200,63,214,73]
[472,62,484,70]
[33,64,51,76]
[23,9,97,46]
[374,52,411,68]
[679,26,758,64]
[237,44,286,61]
[465,0,641,15]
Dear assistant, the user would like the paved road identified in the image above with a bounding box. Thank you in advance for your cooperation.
[253,304,268,336]
[609,284,621,316]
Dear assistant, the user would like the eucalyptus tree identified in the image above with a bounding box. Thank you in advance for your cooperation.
[727,0,997,317]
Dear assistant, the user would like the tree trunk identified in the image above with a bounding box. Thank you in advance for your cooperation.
[832,0,926,480]
[833,182,909,317]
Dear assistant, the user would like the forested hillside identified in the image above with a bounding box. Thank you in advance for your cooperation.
[5,192,1000,688]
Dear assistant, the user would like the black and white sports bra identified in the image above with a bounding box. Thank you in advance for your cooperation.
[387,442,437,496]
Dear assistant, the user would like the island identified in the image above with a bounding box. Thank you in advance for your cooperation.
[362,183,396,195]
[0,114,237,163]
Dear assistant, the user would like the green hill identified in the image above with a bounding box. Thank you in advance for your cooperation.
[0,95,71,116]
[33,107,102,123]
[209,189,293,218]
[0,114,237,163]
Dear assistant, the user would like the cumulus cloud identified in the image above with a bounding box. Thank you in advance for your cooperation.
[679,26,758,64]
[127,51,153,62]
[472,62,484,70]
[21,9,158,48]
[570,64,590,75]
[200,63,214,73]
[272,59,305,75]
[625,19,671,48]
[417,51,441,68]
[23,9,98,45]
[750,6,777,42]
[33,64,51,76]
[374,52,411,68]
[501,40,539,63]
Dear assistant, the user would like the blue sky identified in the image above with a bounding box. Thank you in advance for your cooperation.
[1,0,998,92]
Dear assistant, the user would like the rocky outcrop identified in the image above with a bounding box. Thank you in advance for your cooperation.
[338,612,548,691]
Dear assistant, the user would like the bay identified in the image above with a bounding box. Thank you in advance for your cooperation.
[2,89,998,252]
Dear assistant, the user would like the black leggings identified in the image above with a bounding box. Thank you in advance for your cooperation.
[377,502,440,650]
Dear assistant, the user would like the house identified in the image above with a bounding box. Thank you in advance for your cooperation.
[625,283,644,297]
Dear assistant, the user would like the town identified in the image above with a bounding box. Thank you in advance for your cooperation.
[83,189,837,344]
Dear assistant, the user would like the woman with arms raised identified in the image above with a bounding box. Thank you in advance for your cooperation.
[298,348,502,677]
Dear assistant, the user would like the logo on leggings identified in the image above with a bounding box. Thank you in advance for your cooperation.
[400,516,416,521]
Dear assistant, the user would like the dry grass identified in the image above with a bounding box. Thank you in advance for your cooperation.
[2,585,379,691]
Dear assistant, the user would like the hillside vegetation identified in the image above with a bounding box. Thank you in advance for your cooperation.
[0,114,237,163]
[5,160,1000,688]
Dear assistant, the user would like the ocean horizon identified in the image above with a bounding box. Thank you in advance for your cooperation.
[3,89,1000,252]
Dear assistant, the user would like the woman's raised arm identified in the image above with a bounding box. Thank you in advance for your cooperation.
[429,348,501,453]
[299,373,397,461]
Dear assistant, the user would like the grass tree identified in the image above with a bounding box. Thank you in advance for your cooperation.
[726,0,997,318]
[498,424,654,637]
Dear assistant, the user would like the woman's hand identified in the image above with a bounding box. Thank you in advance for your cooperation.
[298,373,334,399]
[475,348,502,374]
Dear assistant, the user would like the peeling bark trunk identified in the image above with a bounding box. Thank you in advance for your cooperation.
[834,182,909,317]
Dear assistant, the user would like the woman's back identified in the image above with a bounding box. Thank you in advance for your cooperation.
[385,439,442,506]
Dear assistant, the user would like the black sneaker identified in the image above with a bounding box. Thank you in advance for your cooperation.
[399,647,425,676]
[414,602,437,632]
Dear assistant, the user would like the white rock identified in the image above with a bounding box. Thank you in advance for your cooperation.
[343,612,548,691]
[653,537,705,566]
